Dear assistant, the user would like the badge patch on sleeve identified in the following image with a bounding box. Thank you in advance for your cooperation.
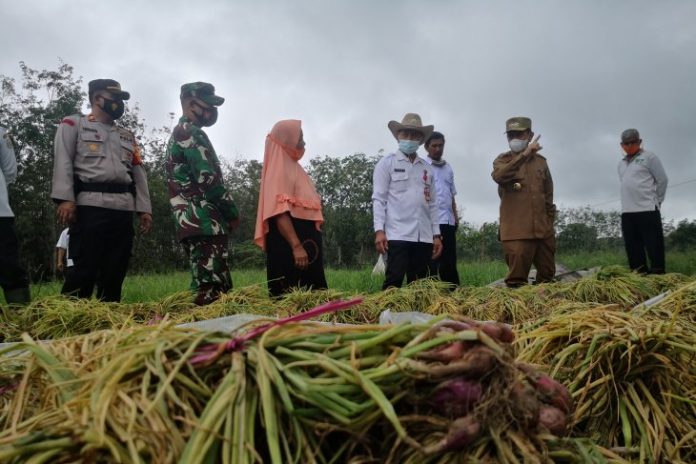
[132,145,143,165]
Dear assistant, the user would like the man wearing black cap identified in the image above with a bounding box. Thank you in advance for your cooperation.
[618,128,668,273]
[51,79,152,302]
[166,82,239,305]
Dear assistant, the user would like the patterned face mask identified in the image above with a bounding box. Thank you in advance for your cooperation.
[193,102,218,127]
[99,97,125,119]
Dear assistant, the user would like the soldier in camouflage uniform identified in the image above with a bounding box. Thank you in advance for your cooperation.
[166,82,239,305]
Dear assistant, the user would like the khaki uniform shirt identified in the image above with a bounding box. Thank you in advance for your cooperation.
[51,114,151,213]
[491,151,555,241]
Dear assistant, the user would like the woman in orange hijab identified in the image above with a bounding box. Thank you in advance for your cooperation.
[254,120,327,296]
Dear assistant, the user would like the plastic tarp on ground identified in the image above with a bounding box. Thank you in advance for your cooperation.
[487,264,601,287]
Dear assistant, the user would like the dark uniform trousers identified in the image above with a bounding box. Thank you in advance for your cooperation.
[383,240,433,290]
[621,210,665,274]
[502,236,555,287]
[428,224,460,287]
[62,206,134,302]
[0,217,30,295]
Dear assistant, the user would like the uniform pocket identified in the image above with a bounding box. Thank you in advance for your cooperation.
[390,172,409,191]
[534,167,547,181]
[78,132,105,157]
[120,140,134,166]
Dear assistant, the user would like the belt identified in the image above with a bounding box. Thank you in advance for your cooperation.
[74,178,135,195]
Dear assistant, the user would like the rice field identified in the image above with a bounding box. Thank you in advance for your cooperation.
[25,250,696,305]
[28,261,509,303]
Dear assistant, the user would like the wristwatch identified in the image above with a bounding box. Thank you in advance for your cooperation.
[433,235,442,240]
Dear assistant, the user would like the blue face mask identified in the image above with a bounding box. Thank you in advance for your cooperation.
[398,139,420,155]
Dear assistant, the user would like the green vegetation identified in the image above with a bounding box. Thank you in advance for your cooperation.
[26,250,695,304]
[2,62,695,281]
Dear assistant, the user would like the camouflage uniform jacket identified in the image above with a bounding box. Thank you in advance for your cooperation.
[166,116,239,242]
[491,150,556,241]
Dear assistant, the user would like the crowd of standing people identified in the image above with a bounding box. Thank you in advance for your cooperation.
[0,77,670,307]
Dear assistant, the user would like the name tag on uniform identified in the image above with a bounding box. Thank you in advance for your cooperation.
[394,168,405,172]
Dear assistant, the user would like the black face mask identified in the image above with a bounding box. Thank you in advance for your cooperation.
[192,102,218,127]
[99,97,125,119]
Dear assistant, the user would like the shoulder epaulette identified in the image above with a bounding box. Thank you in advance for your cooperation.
[60,114,82,127]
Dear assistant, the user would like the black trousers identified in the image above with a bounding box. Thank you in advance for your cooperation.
[266,217,327,297]
[62,206,134,302]
[383,240,433,289]
[0,217,29,293]
[621,210,665,274]
[428,224,460,286]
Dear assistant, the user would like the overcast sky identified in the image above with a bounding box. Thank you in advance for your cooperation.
[2,0,695,226]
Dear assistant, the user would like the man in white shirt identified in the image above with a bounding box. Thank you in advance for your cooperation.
[372,113,443,289]
[55,227,74,277]
[0,126,30,305]
[618,128,668,274]
[425,131,460,286]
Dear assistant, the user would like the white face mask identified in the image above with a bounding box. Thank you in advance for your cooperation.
[398,139,420,155]
[509,139,529,153]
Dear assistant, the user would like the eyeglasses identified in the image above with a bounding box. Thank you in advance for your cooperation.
[621,141,640,146]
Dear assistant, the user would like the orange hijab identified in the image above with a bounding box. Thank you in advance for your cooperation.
[254,120,323,250]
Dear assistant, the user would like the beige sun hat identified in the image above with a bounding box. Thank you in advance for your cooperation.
[388,113,434,144]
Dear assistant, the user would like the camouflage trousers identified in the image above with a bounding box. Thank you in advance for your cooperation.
[184,235,232,305]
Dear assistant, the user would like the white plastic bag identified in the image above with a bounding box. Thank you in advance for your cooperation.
[378,309,435,325]
[371,254,386,275]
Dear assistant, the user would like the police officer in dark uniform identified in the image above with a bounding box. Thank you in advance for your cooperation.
[51,79,152,302]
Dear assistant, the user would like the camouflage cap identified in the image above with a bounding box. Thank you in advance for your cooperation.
[88,79,130,100]
[180,82,225,106]
[621,128,640,143]
[505,116,532,133]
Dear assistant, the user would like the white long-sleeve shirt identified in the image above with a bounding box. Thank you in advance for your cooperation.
[425,158,457,225]
[372,150,440,243]
[618,149,668,213]
[56,228,74,267]
[0,127,18,218]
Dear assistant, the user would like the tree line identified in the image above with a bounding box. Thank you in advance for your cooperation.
[2,62,694,280]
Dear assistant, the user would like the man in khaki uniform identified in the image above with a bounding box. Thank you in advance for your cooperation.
[491,117,556,287]
[52,79,152,302]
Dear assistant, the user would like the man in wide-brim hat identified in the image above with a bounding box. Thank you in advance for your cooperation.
[372,113,442,289]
